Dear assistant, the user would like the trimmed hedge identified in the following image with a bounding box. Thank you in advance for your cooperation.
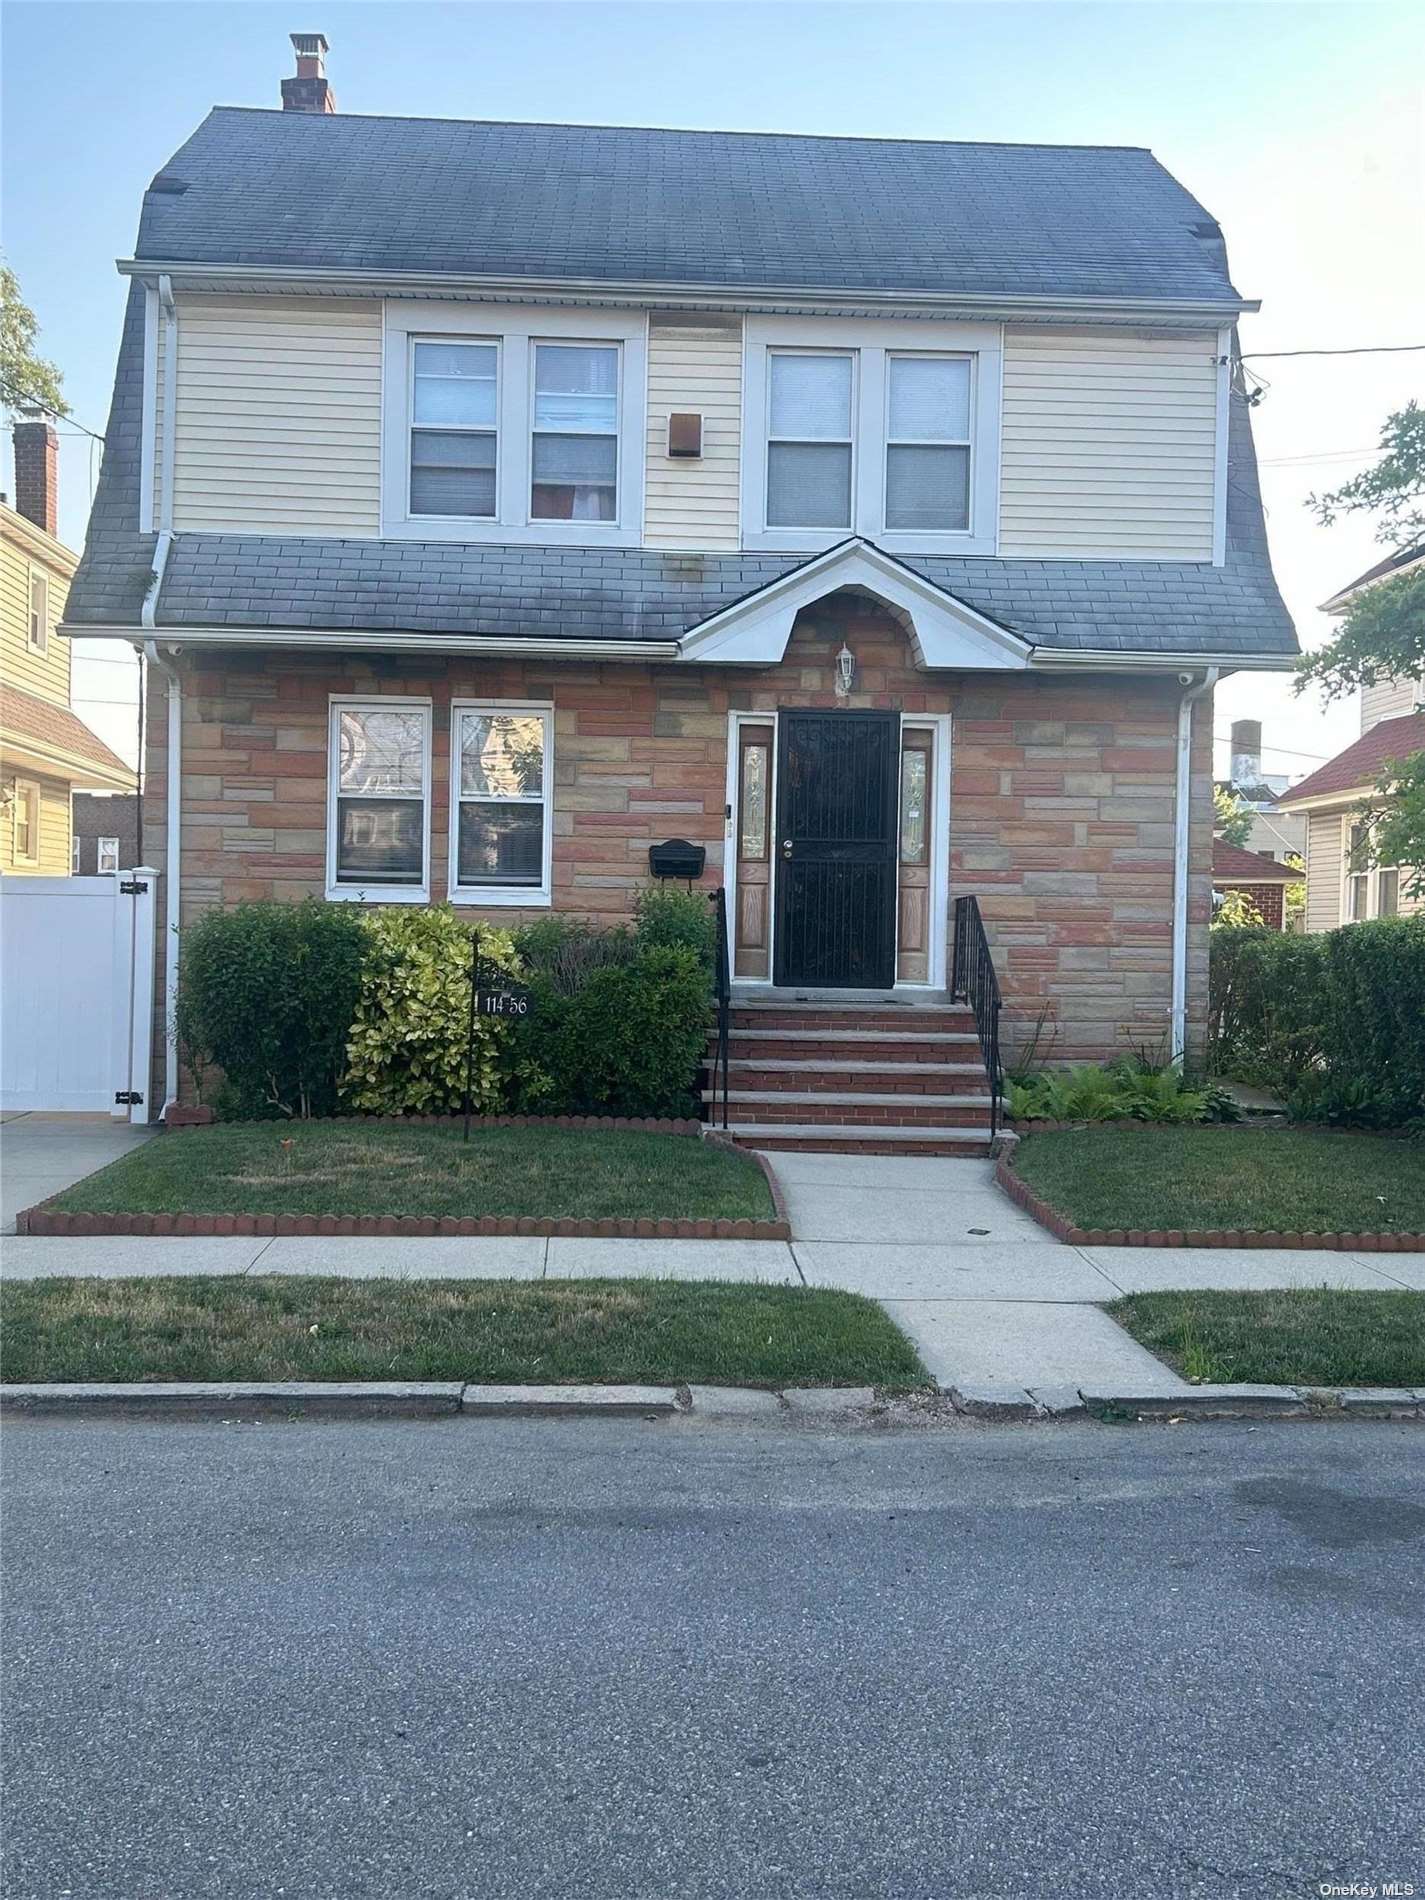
[175,891,713,1124]
[1209,916,1425,1127]
[175,900,367,1120]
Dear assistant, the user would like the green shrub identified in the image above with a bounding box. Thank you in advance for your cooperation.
[342,907,527,1116]
[513,913,637,997]
[634,884,716,964]
[1207,927,1327,1089]
[1006,1059,1213,1125]
[175,900,368,1120]
[1302,915,1425,1128]
[508,945,711,1118]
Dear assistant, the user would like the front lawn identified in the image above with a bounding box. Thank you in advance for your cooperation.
[0,1276,926,1389]
[1010,1127,1425,1235]
[42,1123,774,1224]
[1107,1289,1425,1387]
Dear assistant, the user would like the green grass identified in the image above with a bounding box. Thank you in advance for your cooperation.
[0,1276,927,1389]
[1011,1126,1425,1234]
[44,1123,774,1224]
[1107,1289,1425,1388]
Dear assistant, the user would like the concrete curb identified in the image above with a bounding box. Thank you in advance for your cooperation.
[3,1380,1419,1423]
[994,1147,1425,1252]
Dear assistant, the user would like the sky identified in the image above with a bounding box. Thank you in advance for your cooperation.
[2,0,1421,776]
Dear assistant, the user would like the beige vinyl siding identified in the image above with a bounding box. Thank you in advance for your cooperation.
[164,295,382,535]
[0,525,71,703]
[644,315,742,549]
[1360,671,1423,733]
[999,328,1219,560]
[1,770,71,876]
[1305,809,1346,932]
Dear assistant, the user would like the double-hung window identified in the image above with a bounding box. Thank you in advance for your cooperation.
[327,698,431,902]
[1346,821,1371,923]
[450,703,552,906]
[409,341,498,518]
[885,356,972,532]
[531,345,618,521]
[97,837,120,875]
[766,353,854,530]
[27,569,49,653]
[383,305,645,545]
[743,317,1001,555]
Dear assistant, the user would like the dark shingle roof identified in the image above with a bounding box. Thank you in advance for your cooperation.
[134,108,1243,305]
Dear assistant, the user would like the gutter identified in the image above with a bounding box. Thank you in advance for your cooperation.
[114,258,1258,322]
[1171,667,1218,1066]
[141,639,182,1120]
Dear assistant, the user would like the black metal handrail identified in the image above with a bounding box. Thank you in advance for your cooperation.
[709,886,731,1130]
[951,895,1003,1138]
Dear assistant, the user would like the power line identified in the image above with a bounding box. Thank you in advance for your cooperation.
[1260,447,1376,467]
[1213,730,1331,763]
[7,399,106,444]
[1239,344,1425,361]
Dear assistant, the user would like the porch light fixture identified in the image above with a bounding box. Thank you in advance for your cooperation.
[835,643,857,698]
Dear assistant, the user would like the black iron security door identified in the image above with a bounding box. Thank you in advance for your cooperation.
[774,710,899,988]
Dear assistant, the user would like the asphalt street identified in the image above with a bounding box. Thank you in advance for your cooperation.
[2,1415,1422,1900]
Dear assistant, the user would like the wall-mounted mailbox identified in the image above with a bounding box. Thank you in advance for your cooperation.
[667,412,703,459]
[648,837,706,881]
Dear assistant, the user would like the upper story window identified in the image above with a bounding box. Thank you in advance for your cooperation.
[383,304,645,547]
[409,341,498,518]
[531,345,619,522]
[742,316,1002,556]
[27,569,49,653]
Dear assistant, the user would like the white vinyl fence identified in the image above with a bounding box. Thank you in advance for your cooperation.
[0,867,157,1121]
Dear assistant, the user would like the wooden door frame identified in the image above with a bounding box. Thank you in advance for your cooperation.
[722,708,951,991]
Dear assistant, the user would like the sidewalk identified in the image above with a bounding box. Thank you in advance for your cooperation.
[3,1144,1421,1396]
[1,1113,154,1236]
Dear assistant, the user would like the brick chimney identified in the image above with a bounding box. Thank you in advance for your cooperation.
[12,415,59,537]
[281,32,335,113]
[1229,719,1262,788]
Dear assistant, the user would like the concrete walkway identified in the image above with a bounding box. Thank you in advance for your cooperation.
[3,1138,1421,1395]
[1,1113,154,1236]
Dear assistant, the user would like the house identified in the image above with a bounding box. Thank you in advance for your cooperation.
[1214,717,1305,863]
[72,791,140,874]
[2,421,137,876]
[1277,542,1424,929]
[61,35,1297,1140]
[1211,839,1301,930]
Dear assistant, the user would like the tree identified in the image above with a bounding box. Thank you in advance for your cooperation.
[1298,401,1425,702]
[0,263,67,418]
[1212,889,1265,930]
[1213,784,1254,847]
[1310,400,1425,551]
[1357,751,1425,902]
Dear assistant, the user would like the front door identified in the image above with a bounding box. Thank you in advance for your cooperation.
[773,709,899,988]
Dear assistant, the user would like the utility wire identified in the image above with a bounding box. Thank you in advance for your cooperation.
[1239,344,1425,361]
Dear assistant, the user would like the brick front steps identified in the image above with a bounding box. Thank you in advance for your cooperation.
[995,1150,1425,1251]
[706,999,997,1155]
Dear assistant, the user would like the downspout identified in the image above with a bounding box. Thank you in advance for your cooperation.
[1171,667,1219,1066]
[141,276,181,1115]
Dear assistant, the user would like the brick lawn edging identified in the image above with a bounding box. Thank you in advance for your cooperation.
[995,1146,1425,1251]
[701,1132,791,1232]
[17,1110,795,1238]
[163,1110,704,1136]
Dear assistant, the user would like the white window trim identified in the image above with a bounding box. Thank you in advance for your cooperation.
[12,778,40,864]
[381,302,647,546]
[448,700,554,908]
[325,695,432,905]
[740,315,1002,556]
[96,837,121,875]
[27,566,49,654]
[1342,815,1372,924]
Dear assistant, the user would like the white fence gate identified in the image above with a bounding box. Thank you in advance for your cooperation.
[0,867,158,1122]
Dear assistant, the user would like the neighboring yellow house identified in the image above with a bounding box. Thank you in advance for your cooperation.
[1,421,135,875]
